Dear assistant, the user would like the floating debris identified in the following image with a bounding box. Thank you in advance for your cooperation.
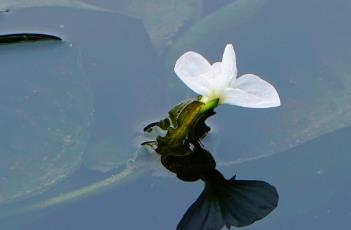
[0,33,62,45]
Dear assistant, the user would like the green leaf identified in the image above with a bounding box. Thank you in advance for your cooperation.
[144,99,215,157]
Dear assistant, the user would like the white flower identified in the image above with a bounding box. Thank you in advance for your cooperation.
[174,44,281,108]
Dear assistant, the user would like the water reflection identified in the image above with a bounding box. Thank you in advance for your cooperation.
[144,99,278,229]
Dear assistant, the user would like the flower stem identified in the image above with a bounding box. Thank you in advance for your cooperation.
[201,98,219,113]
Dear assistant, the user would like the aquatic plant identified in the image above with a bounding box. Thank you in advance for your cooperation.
[141,44,280,229]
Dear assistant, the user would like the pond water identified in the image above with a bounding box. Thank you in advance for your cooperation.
[0,0,350,229]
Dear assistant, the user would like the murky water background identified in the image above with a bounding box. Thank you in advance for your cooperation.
[0,0,350,229]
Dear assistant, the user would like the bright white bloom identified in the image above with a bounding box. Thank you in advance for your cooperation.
[174,44,281,108]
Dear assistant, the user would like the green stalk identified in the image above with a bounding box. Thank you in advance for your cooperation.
[201,98,219,113]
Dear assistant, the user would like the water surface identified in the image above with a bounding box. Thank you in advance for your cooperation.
[0,0,350,229]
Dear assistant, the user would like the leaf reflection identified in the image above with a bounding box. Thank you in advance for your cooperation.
[144,98,278,230]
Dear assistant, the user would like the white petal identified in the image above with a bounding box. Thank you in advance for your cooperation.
[210,62,228,91]
[223,74,281,108]
[174,51,213,95]
[221,44,237,80]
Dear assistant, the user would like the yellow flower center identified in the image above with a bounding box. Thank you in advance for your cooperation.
[200,90,224,104]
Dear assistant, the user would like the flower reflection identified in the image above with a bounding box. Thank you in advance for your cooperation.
[143,99,278,230]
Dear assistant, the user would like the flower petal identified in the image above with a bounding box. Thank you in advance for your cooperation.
[222,44,237,80]
[223,74,281,108]
[174,51,212,95]
[210,62,228,91]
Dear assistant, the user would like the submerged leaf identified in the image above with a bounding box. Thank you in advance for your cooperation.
[165,0,266,67]
[0,0,110,12]
[111,0,203,54]
[83,136,133,173]
[0,4,168,211]
[0,41,93,205]
[229,126,351,221]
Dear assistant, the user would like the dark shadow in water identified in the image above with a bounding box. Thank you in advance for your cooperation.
[144,99,279,230]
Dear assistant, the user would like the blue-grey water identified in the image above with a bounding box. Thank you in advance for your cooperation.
[0,0,350,229]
